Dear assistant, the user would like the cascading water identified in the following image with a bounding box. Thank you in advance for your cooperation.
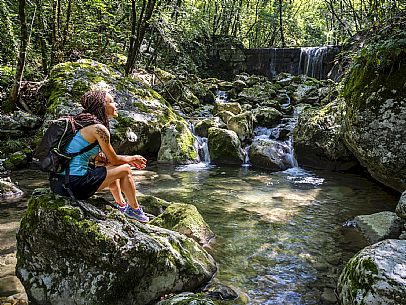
[188,122,211,165]
[298,47,329,79]
[215,90,228,103]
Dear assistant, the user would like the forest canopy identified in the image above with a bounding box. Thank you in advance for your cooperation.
[0,0,404,90]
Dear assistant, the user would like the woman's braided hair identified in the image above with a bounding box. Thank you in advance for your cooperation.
[74,90,110,131]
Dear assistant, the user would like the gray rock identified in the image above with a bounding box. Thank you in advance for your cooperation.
[16,190,217,305]
[337,239,406,305]
[294,100,357,170]
[354,211,404,244]
[208,127,243,166]
[321,287,337,304]
[395,191,406,220]
[217,110,235,124]
[0,177,24,200]
[0,276,25,297]
[343,83,406,192]
[249,139,294,171]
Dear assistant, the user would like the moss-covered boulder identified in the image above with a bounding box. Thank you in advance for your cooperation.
[158,121,199,164]
[249,139,294,171]
[237,82,277,105]
[3,150,31,171]
[213,102,242,115]
[337,239,406,305]
[217,110,235,125]
[208,127,243,166]
[226,111,254,141]
[194,118,226,138]
[138,194,171,216]
[43,59,183,158]
[254,107,283,128]
[293,100,358,171]
[341,26,406,191]
[0,177,24,200]
[16,189,217,305]
[150,203,215,246]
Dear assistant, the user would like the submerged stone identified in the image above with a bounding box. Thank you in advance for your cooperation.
[354,211,404,244]
[16,189,216,305]
[0,177,23,200]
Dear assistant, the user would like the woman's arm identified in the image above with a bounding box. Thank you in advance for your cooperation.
[93,124,147,168]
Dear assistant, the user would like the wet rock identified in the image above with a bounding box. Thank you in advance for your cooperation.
[354,211,404,244]
[217,110,235,124]
[321,287,337,304]
[158,121,199,164]
[254,107,283,128]
[200,281,239,301]
[16,189,217,305]
[227,112,254,141]
[150,203,215,246]
[208,127,243,165]
[291,83,319,104]
[194,118,225,138]
[213,102,242,115]
[293,100,358,171]
[156,292,217,305]
[0,177,23,200]
[249,139,293,171]
[395,190,406,220]
[337,239,406,305]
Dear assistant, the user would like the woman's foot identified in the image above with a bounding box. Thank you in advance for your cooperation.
[113,201,128,212]
[124,205,149,223]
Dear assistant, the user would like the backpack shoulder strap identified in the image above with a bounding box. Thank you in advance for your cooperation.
[68,141,98,157]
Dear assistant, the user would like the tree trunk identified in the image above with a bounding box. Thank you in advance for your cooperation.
[279,0,285,47]
[6,0,28,113]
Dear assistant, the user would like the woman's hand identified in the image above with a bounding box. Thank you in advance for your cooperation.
[129,155,147,170]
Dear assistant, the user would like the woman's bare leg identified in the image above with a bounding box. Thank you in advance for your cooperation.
[109,179,126,204]
[98,165,139,209]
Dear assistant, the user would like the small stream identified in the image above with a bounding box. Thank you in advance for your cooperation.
[4,164,399,304]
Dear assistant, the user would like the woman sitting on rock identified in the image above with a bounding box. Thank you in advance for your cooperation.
[50,90,149,222]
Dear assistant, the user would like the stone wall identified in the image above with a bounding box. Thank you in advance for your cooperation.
[244,47,340,80]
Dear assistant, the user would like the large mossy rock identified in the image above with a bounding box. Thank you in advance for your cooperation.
[16,189,217,305]
[43,59,183,158]
[337,239,406,305]
[341,26,406,191]
[208,127,243,165]
[226,112,254,142]
[213,102,242,115]
[158,121,199,164]
[254,107,283,128]
[150,203,215,246]
[293,101,358,171]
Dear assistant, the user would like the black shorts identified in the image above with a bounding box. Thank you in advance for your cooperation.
[49,166,107,200]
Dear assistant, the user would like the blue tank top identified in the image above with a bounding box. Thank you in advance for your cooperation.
[64,131,100,176]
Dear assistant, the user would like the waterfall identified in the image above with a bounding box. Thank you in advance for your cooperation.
[188,122,211,164]
[298,47,329,79]
[215,90,228,103]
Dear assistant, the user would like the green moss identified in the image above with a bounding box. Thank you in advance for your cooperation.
[343,256,378,302]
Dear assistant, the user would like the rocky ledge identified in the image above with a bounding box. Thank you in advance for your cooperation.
[16,189,217,305]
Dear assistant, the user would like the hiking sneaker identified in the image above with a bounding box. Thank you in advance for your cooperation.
[113,202,128,212]
[124,205,149,223]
